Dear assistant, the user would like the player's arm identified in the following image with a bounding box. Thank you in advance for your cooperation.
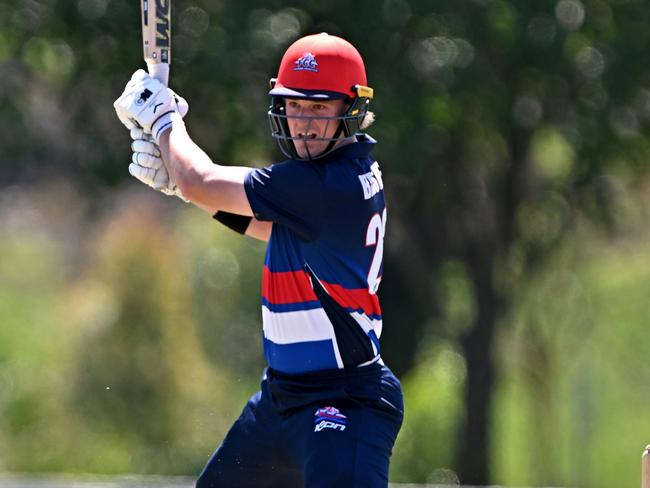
[113,72,272,241]
[244,218,273,241]
[114,73,255,216]
[210,209,272,241]
[158,120,272,241]
[158,121,251,215]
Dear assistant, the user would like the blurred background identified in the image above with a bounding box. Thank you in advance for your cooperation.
[1,0,650,486]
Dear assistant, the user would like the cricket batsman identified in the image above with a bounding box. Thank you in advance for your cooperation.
[114,32,404,487]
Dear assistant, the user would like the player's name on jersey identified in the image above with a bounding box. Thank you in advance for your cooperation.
[358,161,384,200]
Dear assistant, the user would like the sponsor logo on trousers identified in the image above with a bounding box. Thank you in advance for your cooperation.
[314,420,346,432]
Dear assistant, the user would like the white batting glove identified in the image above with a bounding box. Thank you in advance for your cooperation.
[129,127,187,201]
[114,69,188,143]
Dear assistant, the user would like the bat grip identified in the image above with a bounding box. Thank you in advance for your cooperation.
[147,62,169,87]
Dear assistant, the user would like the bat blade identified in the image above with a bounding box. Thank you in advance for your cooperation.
[641,446,650,488]
[141,0,170,86]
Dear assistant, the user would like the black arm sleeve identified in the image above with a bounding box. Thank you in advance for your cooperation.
[212,211,253,235]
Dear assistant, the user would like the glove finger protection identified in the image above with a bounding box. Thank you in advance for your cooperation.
[130,127,161,164]
[129,144,168,189]
[128,162,158,184]
[130,126,150,141]
[128,129,188,202]
[131,150,163,170]
[128,158,171,189]
[129,162,187,201]
[131,139,161,158]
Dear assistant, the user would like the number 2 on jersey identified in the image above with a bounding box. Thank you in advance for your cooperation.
[365,208,387,294]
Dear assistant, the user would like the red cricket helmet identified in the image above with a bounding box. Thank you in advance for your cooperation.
[268,33,374,160]
[270,32,369,100]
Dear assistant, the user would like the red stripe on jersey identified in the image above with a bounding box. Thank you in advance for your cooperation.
[262,266,318,304]
[322,282,382,317]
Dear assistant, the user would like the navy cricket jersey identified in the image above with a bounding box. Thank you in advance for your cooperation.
[244,135,387,375]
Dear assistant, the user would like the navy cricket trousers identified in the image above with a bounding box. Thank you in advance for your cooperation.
[196,362,404,488]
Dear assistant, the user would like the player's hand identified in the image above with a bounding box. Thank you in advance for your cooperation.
[114,69,188,142]
[129,127,188,201]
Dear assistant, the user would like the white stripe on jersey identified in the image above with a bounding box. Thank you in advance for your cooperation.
[262,306,344,367]
[350,311,383,356]
[350,311,383,338]
[262,306,333,343]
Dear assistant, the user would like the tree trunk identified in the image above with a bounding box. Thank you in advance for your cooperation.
[455,249,502,485]
[452,112,529,484]
[457,319,496,484]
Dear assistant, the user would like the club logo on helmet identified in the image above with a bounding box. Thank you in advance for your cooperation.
[293,53,319,72]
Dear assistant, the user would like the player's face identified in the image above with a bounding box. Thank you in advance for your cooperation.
[284,98,347,159]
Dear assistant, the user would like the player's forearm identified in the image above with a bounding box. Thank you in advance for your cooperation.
[158,123,254,216]
[158,122,223,201]
[245,219,272,241]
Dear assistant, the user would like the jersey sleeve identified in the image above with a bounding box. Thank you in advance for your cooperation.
[244,161,325,241]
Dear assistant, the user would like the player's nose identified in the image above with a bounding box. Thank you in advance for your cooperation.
[293,114,313,132]
[300,119,320,137]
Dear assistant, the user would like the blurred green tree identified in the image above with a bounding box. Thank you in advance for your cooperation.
[354,0,650,483]
[67,193,234,473]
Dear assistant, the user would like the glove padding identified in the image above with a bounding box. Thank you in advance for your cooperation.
[114,69,188,143]
[129,127,187,201]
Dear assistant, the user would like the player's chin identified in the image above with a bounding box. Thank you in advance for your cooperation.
[294,140,325,160]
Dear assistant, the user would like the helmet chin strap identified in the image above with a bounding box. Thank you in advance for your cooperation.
[321,122,345,157]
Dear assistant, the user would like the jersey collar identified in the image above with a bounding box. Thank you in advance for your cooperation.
[319,133,377,161]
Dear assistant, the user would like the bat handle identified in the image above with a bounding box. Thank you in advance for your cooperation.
[147,62,169,87]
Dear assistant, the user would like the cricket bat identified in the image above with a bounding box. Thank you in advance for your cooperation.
[141,0,170,86]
